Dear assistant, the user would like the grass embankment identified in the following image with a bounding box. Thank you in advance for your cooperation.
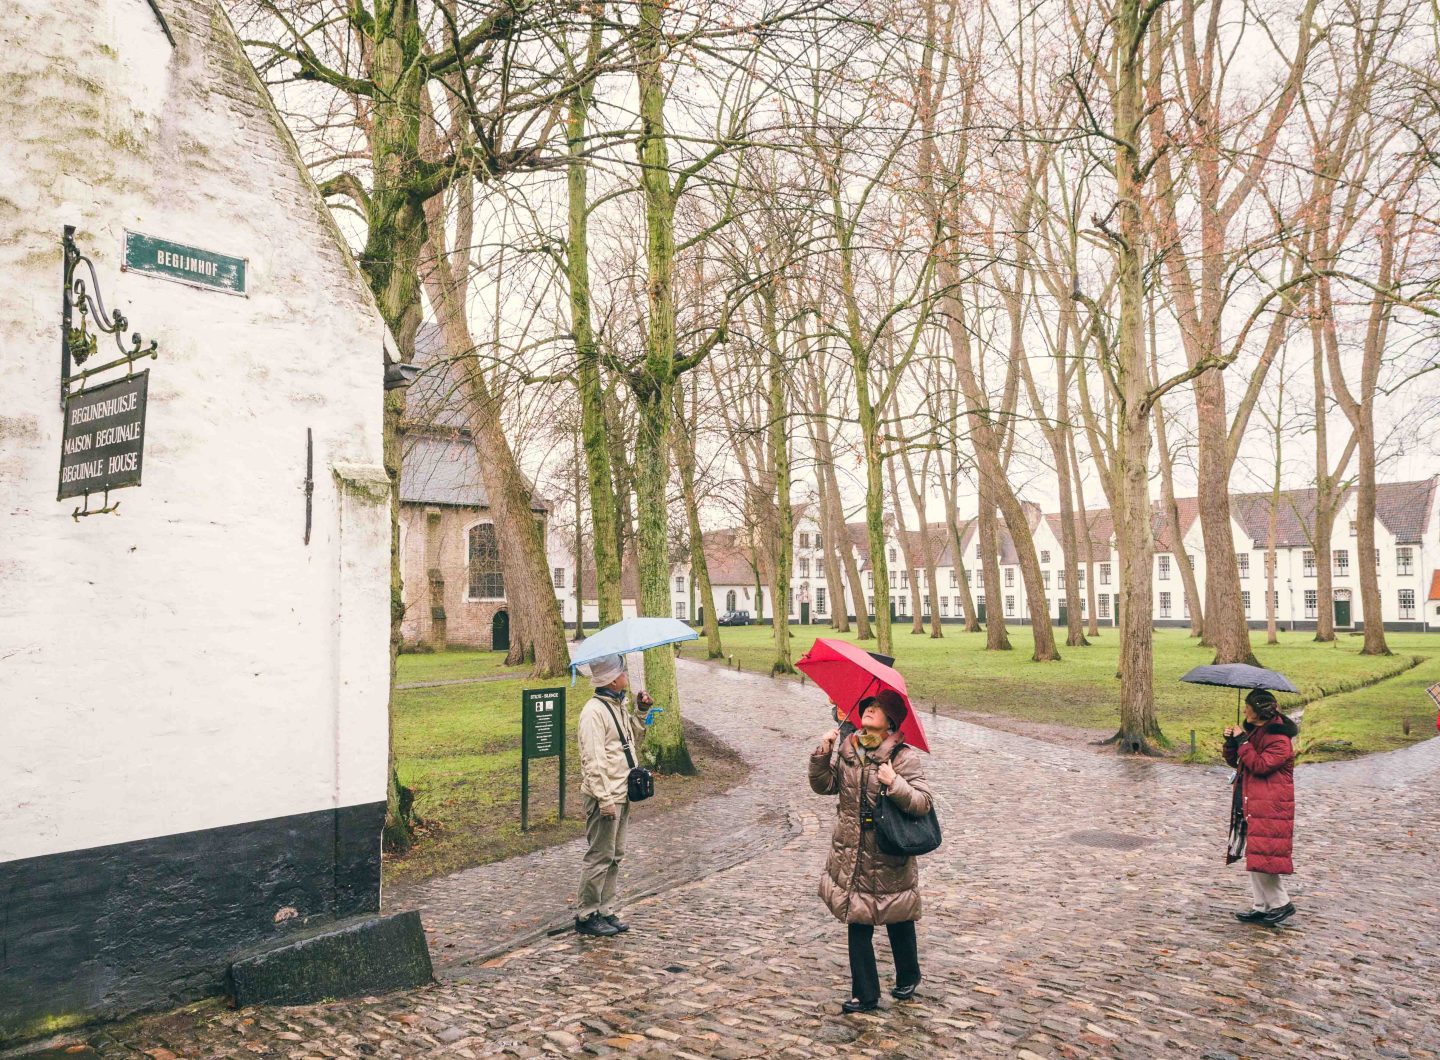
[385,651,747,892]
[684,625,1439,763]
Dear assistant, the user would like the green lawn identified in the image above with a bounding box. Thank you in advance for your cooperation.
[386,653,745,890]
[681,624,1439,763]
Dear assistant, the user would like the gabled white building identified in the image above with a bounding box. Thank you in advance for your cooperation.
[664,477,1440,634]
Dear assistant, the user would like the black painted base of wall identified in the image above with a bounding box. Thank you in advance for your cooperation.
[0,801,386,1045]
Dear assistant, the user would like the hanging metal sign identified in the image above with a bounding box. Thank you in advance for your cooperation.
[123,231,247,295]
[58,372,149,500]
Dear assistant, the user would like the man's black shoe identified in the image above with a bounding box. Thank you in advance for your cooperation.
[1262,902,1296,926]
[841,997,879,1014]
[575,913,620,937]
[603,914,630,933]
[891,978,921,1001]
[1234,908,1270,923]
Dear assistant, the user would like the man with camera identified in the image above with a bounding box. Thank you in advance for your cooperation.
[575,654,653,937]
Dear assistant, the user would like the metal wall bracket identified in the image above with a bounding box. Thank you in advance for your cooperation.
[61,226,159,407]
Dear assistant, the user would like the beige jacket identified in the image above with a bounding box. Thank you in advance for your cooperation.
[808,732,932,925]
[578,692,643,807]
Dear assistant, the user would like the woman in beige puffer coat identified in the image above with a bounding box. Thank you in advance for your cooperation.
[809,689,933,1013]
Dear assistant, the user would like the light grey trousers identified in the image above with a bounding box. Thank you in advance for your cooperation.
[577,794,629,918]
[1249,871,1291,911]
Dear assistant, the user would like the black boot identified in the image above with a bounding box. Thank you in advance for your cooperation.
[1262,903,1296,926]
[891,978,921,1001]
[1234,908,1270,923]
[603,914,630,933]
[575,913,620,937]
[841,997,879,1014]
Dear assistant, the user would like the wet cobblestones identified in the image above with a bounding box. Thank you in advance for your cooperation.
[79,662,1440,1057]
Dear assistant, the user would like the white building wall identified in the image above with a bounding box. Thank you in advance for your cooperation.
[0,0,390,864]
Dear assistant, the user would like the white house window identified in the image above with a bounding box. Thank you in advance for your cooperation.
[674,575,684,592]
[799,532,811,549]
[889,547,897,563]
[1098,595,1110,619]
[1334,549,1349,576]
[1238,553,1250,578]
[1399,589,1415,620]
[1242,591,1251,613]
[1397,547,1413,575]
[1078,566,1086,585]
[1304,590,1317,618]
[1004,568,1014,587]
[1303,551,1316,577]
[1041,550,1051,564]
[1005,595,1015,617]
[867,571,874,589]
[554,567,566,588]
[940,598,949,617]
[816,588,827,614]
[1159,592,1171,618]
[1043,571,1051,588]
[467,523,504,599]
[922,596,931,618]
[867,596,876,616]
[1158,555,1171,581]
[950,569,958,588]
[976,544,982,559]
[900,569,910,589]
[674,600,687,621]
[798,558,810,578]
[953,596,963,616]
[726,590,737,611]
[1100,563,1111,586]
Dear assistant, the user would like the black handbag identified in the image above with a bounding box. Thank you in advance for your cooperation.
[872,781,941,857]
[602,701,654,803]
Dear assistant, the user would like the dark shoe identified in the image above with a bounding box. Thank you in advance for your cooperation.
[891,979,921,1001]
[841,997,879,1014]
[603,914,630,933]
[1262,903,1296,926]
[575,913,620,938]
[1234,908,1270,923]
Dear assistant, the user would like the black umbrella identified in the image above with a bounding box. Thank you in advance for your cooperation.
[1180,663,1298,724]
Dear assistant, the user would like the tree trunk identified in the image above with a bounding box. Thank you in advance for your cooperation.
[813,371,870,638]
[1068,435,1101,637]
[976,481,1010,650]
[567,59,625,628]
[1091,0,1161,750]
[815,471,849,632]
[763,290,795,673]
[899,443,943,637]
[1194,372,1258,665]
[887,458,925,634]
[673,381,723,658]
[1153,392,1203,638]
[573,428,586,640]
[632,0,692,772]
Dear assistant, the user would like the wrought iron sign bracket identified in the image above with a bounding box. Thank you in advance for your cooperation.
[61,225,159,408]
[72,491,122,521]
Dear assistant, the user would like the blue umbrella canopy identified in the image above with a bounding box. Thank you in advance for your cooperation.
[568,617,698,676]
[1179,663,1298,693]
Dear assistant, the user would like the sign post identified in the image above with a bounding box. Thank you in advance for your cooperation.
[521,687,566,832]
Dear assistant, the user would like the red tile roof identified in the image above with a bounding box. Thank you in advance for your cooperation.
[1429,569,1440,602]
[1230,478,1436,547]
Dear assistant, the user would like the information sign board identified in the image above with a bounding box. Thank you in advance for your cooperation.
[58,372,148,500]
[124,231,247,295]
[521,687,566,831]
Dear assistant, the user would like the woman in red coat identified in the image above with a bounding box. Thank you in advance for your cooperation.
[1223,689,1298,925]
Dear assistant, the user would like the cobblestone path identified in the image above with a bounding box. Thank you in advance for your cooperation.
[87,662,1440,1058]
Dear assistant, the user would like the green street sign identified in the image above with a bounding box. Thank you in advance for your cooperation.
[523,688,565,759]
[123,231,247,295]
[521,687,566,832]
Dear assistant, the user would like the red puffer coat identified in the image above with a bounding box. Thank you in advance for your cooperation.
[1223,716,1298,875]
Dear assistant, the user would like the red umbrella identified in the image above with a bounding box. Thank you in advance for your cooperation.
[796,637,930,753]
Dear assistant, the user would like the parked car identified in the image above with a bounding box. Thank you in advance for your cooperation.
[718,610,752,626]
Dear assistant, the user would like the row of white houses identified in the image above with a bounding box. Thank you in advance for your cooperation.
[646,478,1440,634]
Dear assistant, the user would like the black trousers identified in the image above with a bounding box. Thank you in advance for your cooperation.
[847,920,920,1003]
